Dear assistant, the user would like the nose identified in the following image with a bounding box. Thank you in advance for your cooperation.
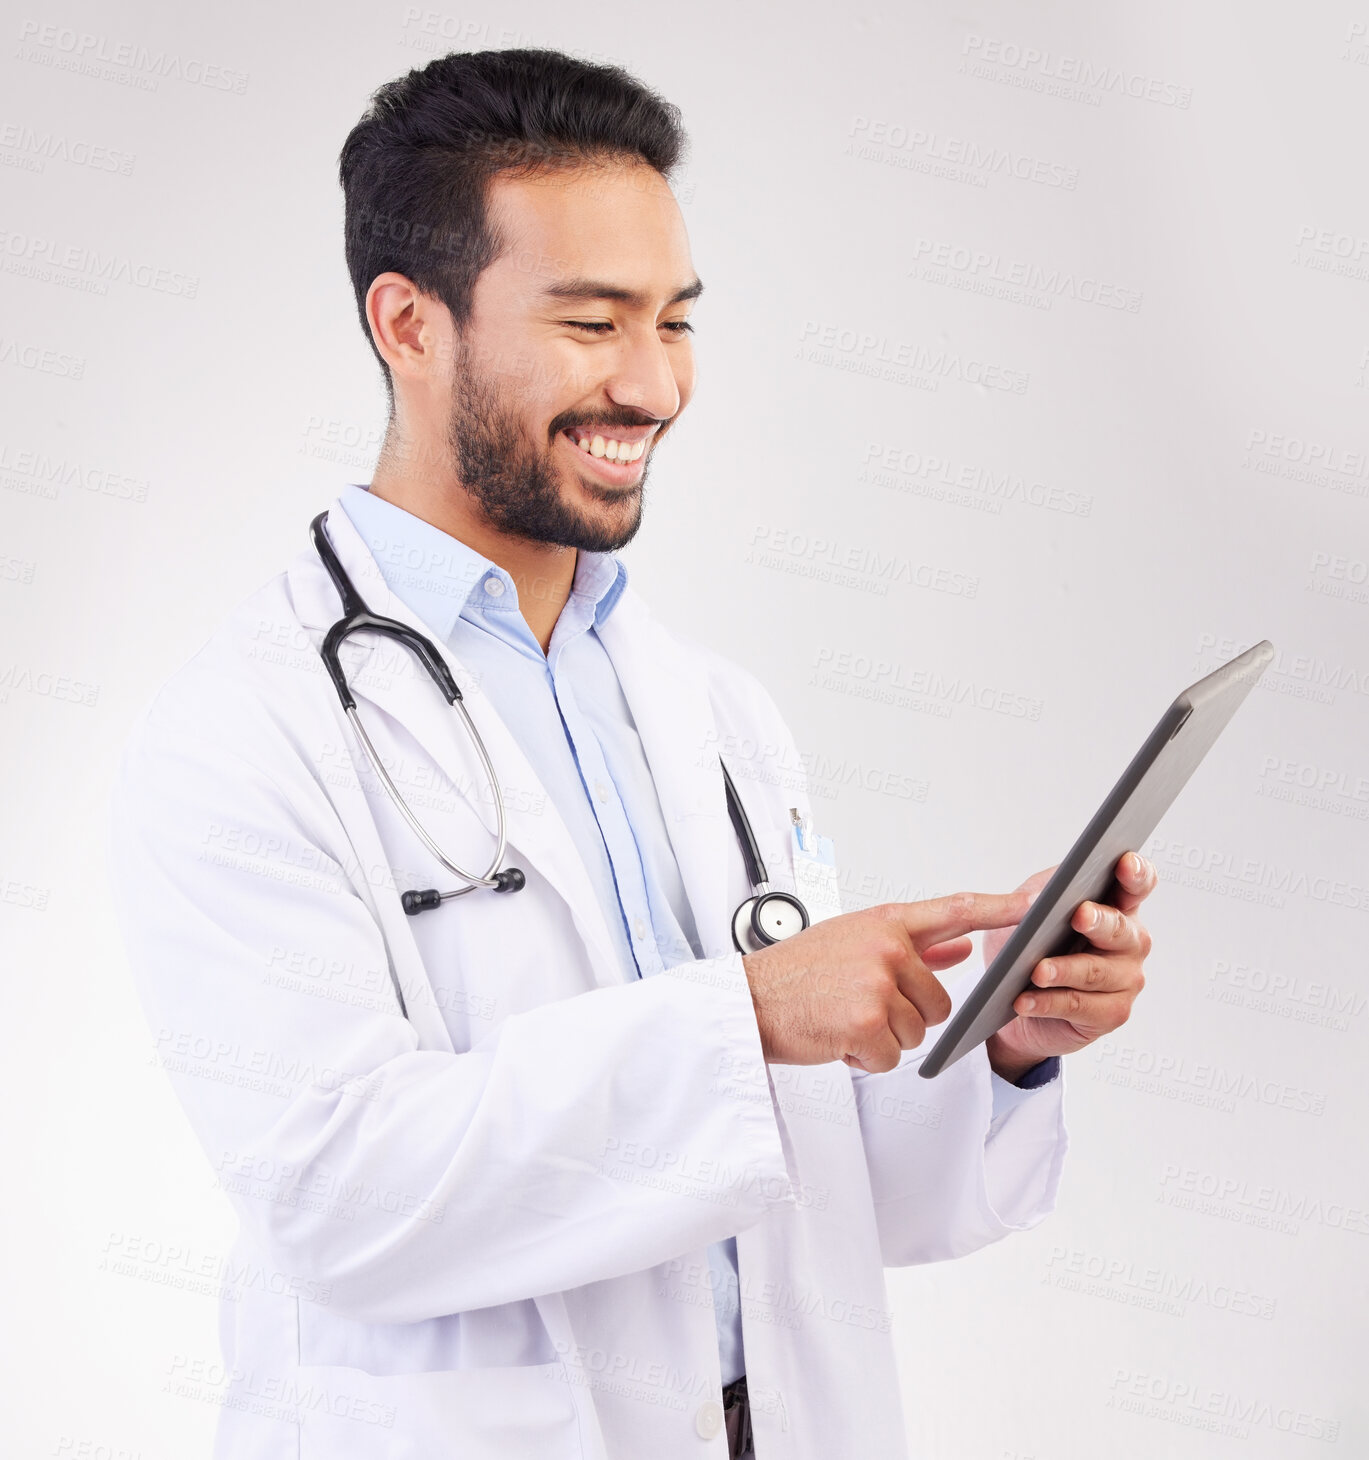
[604,325,687,423]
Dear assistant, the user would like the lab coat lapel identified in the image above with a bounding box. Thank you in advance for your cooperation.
[595,594,733,960]
[288,499,624,987]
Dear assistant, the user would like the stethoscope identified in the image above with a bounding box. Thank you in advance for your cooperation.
[311,511,810,953]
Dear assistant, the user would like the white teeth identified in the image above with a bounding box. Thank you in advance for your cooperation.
[570,432,646,463]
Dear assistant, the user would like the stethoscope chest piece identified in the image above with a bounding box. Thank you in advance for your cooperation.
[731,890,810,955]
[719,756,812,954]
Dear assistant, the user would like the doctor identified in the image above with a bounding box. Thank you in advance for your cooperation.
[108,47,1155,1460]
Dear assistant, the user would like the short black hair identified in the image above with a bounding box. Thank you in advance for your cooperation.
[338,48,689,407]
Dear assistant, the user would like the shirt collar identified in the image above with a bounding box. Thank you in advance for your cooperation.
[338,483,629,644]
[573,546,629,624]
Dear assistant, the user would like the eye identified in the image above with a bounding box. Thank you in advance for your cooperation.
[558,319,695,336]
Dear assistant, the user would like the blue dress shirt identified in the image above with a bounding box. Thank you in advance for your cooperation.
[338,483,1058,1386]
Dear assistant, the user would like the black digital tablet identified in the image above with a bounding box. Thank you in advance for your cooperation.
[917,639,1275,1079]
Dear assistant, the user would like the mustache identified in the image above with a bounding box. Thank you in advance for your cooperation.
[550,413,669,436]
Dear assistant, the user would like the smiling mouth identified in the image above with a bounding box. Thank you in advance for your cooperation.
[558,426,654,486]
[562,427,651,463]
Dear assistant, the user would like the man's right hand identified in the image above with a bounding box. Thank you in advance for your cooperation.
[741,891,1033,1074]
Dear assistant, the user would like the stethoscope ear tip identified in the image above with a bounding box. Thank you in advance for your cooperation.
[403,868,525,912]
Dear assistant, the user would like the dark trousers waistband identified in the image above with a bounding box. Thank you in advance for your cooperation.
[722,1374,752,1459]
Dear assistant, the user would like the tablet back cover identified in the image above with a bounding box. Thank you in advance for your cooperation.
[917,640,1275,1079]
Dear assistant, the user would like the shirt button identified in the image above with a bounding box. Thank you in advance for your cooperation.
[694,1400,724,1440]
[633,918,647,941]
[483,577,504,597]
[594,781,608,803]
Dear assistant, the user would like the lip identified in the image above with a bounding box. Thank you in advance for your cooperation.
[558,428,648,486]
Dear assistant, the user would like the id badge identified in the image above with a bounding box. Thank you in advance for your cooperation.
[790,808,842,924]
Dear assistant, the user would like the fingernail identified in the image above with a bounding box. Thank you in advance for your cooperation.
[1038,961,1056,984]
[1020,995,1036,1012]
[1082,905,1097,930]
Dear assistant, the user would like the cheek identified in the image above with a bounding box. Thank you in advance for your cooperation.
[539,341,603,404]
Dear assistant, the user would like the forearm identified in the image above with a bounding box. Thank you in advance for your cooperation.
[110,717,800,1325]
[209,963,796,1323]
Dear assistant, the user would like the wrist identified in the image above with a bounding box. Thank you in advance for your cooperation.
[985,1032,1043,1085]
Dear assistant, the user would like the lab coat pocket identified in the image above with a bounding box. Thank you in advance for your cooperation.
[294,1359,582,1459]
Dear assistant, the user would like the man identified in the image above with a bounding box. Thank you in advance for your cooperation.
[108,48,1154,1460]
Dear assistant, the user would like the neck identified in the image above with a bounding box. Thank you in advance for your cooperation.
[369,451,574,657]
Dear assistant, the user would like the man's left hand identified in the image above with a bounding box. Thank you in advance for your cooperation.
[980,851,1158,1083]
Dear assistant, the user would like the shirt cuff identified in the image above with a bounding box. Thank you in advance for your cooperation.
[1014,1055,1061,1089]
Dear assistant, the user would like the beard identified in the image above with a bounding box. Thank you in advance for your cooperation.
[445,337,654,553]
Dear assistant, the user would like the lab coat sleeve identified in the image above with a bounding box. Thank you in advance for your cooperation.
[107,695,800,1327]
[724,671,1070,1265]
[853,1037,1068,1266]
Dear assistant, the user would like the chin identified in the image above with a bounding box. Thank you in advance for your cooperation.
[585,499,645,552]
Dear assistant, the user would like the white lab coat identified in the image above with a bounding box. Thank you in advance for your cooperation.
[107,497,1068,1460]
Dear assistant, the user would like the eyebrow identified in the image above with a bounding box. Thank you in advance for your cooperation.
[540,277,705,309]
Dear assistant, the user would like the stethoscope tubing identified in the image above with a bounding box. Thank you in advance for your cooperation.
[313,510,513,899]
[344,700,509,896]
[311,510,810,938]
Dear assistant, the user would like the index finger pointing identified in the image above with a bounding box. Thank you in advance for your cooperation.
[895,889,1034,949]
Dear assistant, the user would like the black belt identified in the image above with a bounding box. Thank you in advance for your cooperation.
[722,1374,752,1459]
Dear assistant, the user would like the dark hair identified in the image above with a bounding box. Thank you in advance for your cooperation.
[338,48,689,405]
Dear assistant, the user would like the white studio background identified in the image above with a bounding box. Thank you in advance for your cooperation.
[2,2,1365,1457]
